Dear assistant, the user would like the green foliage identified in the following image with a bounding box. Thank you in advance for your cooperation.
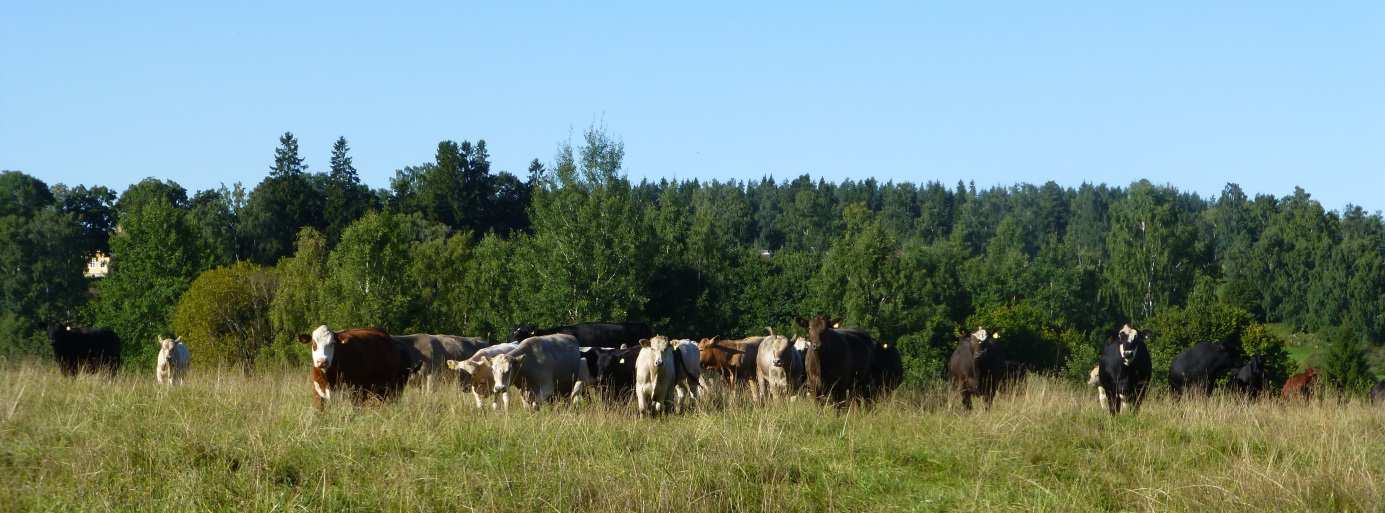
[172,262,277,373]
[892,307,957,386]
[52,183,117,257]
[323,136,373,243]
[0,170,56,218]
[965,302,1072,373]
[1104,181,1201,323]
[268,228,329,355]
[240,133,324,264]
[88,197,202,368]
[408,232,474,334]
[1319,327,1375,394]
[1146,302,1254,382]
[323,211,427,331]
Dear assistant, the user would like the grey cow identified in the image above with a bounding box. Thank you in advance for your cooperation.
[487,334,590,409]
[396,334,491,392]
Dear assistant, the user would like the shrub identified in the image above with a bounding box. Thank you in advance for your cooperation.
[172,262,278,373]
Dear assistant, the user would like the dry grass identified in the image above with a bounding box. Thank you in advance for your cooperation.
[1,362,1382,512]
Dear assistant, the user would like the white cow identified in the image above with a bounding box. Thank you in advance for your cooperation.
[636,336,677,416]
[756,330,803,402]
[155,336,190,385]
[488,334,586,410]
[446,342,519,409]
[670,339,701,411]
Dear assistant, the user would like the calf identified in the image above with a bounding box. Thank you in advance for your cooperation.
[509,322,654,349]
[1169,340,1242,398]
[800,316,880,404]
[1228,355,1267,397]
[1281,368,1318,401]
[635,336,678,416]
[670,339,702,411]
[697,336,762,385]
[445,342,520,409]
[49,324,121,377]
[948,328,1006,410]
[299,325,412,407]
[756,329,805,402]
[155,336,191,385]
[1098,324,1151,415]
[488,334,585,409]
[579,345,641,399]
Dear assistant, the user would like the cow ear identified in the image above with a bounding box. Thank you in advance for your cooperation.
[298,334,312,345]
[831,318,842,329]
[174,336,183,344]
[513,354,527,363]
[639,338,651,348]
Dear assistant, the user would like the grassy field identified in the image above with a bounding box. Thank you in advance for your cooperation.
[2,363,1382,513]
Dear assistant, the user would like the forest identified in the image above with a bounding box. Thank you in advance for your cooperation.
[2,126,1381,392]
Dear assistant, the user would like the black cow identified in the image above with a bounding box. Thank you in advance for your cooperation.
[579,345,640,399]
[1098,325,1151,415]
[1169,340,1243,398]
[510,322,654,349]
[868,340,903,395]
[48,324,122,377]
[948,328,1007,410]
[1371,380,1385,405]
[798,315,878,404]
[1228,355,1267,397]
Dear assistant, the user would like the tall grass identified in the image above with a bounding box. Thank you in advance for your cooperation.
[1,362,1381,512]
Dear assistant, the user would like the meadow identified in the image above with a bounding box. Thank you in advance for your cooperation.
[1,362,1382,513]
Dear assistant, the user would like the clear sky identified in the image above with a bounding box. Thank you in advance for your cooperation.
[3,2,1382,211]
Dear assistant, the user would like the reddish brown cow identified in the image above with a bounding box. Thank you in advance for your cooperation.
[1281,368,1318,401]
[697,337,762,384]
[300,326,414,407]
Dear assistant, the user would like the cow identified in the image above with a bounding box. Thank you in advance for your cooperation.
[1169,340,1243,398]
[697,336,762,385]
[635,336,678,416]
[509,322,654,349]
[870,340,904,396]
[48,324,121,377]
[670,339,702,411]
[155,336,190,385]
[757,329,805,402]
[299,325,412,407]
[1228,355,1267,397]
[487,334,586,409]
[1371,380,1385,404]
[394,334,490,392]
[445,342,520,409]
[1282,368,1318,401]
[948,328,1005,410]
[1087,366,1108,409]
[1097,324,1151,415]
[799,315,878,405]
[578,345,641,399]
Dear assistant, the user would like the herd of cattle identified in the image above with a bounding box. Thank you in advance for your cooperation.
[45,319,1385,414]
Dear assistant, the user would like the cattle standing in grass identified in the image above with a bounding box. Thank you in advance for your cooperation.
[757,329,805,402]
[509,322,654,349]
[1169,340,1242,398]
[1228,355,1267,397]
[579,346,641,399]
[1097,325,1151,415]
[635,336,677,416]
[395,334,490,392]
[446,342,520,409]
[1282,368,1318,401]
[697,336,762,385]
[799,316,878,405]
[870,340,904,396]
[1371,380,1385,404]
[155,336,190,385]
[487,334,585,409]
[670,339,702,411]
[299,325,412,407]
[948,328,1006,410]
[48,325,121,377]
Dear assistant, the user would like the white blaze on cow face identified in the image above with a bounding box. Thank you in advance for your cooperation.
[310,325,335,369]
[1118,324,1139,366]
[489,354,524,393]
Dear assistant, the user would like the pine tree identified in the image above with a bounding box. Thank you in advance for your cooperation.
[270,132,306,177]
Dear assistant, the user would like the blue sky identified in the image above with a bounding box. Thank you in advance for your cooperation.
[3,2,1382,211]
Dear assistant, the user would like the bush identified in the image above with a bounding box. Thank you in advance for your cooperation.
[1241,323,1294,386]
[172,262,278,373]
[893,307,956,387]
[1319,326,1375,395]
[965,302,1071,374]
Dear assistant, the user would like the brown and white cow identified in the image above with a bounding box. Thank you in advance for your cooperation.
[445,342,520,409]
[300,325,412,408]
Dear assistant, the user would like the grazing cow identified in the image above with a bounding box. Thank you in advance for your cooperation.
[509,322,654,349]
[799,315,878,404]
[395,334,491,391]
[1282,368,1318,401]
[1098,325,1151,415]
[948,328,1006,410]
[870,340,904,395]
[1370,380,1385,404]
[579,345,641,399]
[1088,366,1108,409]
[757,329,805,402]
[697,336,762,385]
[1228,355,1268,397]
[445,342,520,409]
[670,339,702,410]
[48,324,121,377]
[1169,340,1243,398]
[635,336,678,416]
[299,325,413,407]
[487,334,586,409]
[155,336,190,385]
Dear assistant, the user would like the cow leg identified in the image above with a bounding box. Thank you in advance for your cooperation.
[569,380,585,405]
[961,390,973,410]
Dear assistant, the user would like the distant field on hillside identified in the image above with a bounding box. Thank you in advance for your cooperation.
[2,363,1382,513]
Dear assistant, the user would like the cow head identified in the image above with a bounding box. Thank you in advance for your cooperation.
[298,325,336,369]
[764,329,794,368]
[968,328,997,360]
[640,336,671,367]
[156,336,178,375]
[796,315,842,346]
[509,324,537,343]
[1116,324,1143,366]
[489,353,527,393]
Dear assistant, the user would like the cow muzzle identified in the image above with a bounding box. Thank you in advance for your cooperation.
[313,356,329,368]
[773,358,785,368]
[493,385,506,394]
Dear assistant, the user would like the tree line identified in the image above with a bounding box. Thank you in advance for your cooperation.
[2,126,1380,392]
